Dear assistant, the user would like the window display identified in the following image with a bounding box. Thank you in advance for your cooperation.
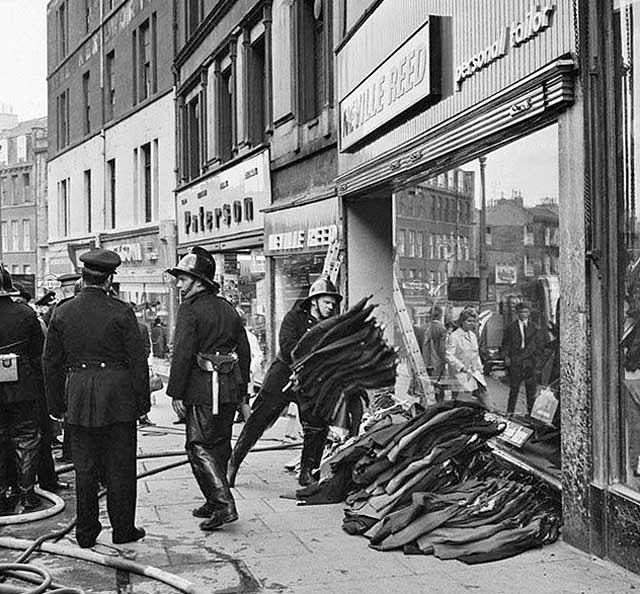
[394,125,561,481]
[615,0,640,491]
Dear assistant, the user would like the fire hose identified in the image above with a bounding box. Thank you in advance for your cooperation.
[0,440,302,594]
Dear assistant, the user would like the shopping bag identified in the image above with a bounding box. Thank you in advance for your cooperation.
[530,386,558,424]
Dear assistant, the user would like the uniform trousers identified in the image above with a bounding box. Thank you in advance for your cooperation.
[507,361,538,414]
[185,403,236,512]
[0,400,40,497]
[68,421,137,546]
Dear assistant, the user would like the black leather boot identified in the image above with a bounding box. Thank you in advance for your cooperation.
[199,500,238,531]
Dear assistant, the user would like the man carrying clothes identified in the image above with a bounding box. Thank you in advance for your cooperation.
[166,247,250,532]
[44,250,149,548]
[502,302,544,415]
[227,277,342,488]
[0,265,43,513]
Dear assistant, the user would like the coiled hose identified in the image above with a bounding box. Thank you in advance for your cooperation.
[0,440,302,594]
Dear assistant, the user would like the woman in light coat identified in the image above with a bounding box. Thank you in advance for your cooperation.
[446,310,489,408]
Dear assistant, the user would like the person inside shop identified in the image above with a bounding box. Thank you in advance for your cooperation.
[446,309,489,409]
[502,302,544,416]
[227,276,343,489]
[43,249,149,548]
[0,265,44,515]
[165,246,250,532]
[421,304,448,403]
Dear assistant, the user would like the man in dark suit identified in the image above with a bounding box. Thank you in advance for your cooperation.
[0,266,44,513]
[44,250,149,548]
[166,247,250,531]
[502,302,543,415]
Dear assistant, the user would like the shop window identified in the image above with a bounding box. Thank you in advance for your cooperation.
[616,0,640,491]
[105,51,116,121]
[296,0,328,123]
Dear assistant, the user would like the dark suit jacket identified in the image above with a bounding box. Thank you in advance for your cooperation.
[43,286,150,425]
[167,289,250,406]
[261,304,317,395]
[502,319,543,370]
[0,297,45,404]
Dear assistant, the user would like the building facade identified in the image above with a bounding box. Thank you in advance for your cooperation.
[331,0,640,574]
[46,0,177,327]
[0,117,48,297]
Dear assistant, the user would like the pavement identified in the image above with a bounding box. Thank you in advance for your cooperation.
[1,363,640,593]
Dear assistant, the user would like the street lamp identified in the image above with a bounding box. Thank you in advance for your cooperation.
[478,156,488,303]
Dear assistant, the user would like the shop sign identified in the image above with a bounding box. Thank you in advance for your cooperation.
[267,225,337,252]
[495,264,518,285]
[455,1,555,87]
[41,274,61,291]
[339,18,440,151]
[113,242,143,263]
[177,149,270,245]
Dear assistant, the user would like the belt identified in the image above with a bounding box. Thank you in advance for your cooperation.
[69,361,128,371]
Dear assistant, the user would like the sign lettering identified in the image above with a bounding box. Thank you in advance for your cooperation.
[455,2,555,87]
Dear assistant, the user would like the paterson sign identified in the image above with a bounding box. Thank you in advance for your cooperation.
[339,17,441,151]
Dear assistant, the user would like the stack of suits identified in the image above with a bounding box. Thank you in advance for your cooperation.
[296,402,561,564]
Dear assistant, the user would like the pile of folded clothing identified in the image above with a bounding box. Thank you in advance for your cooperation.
[297,401,561,563]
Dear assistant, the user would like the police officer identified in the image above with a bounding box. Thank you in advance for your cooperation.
[227,277,341,488]
[43,250,149,548]
[0,265,43,513]
[166,246,250,531]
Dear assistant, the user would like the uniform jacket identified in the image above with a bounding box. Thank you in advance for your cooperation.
[446,328,484,393]
[261,304,317,395]
[501,319,543,370]
[0,297,45,404]
[166,289,250,406]
[43,286,150,426]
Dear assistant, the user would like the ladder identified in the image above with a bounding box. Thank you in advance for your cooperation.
[393,272,436,406]
[322,237,343,284]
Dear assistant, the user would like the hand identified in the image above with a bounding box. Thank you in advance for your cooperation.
[172,399,187,420]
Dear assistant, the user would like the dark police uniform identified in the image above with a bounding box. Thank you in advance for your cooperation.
[166,246,250,530]
[0,267,44,510]
[44,250,149,547]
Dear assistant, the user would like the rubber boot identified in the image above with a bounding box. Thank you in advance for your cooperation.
[298,425,328,486]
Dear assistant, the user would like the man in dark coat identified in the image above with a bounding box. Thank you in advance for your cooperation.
[166,247,250,531]
[227,277,342,488]
[0,266,44,513]
[44,250,149,548]
[502,302,544,415]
